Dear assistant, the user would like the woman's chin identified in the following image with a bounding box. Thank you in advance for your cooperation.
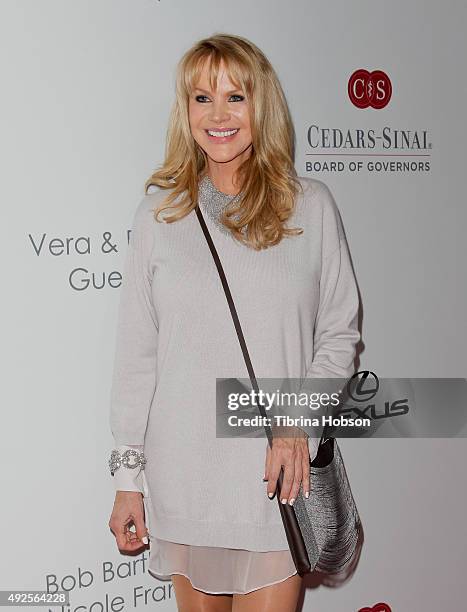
[203,145,253,165]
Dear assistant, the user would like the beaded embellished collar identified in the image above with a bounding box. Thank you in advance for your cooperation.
[197,173,243,236]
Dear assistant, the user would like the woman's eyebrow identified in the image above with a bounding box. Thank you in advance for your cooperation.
[193,87,243,95]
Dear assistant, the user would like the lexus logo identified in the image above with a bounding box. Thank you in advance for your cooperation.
[347,370,380,402]
[348,69,392,109]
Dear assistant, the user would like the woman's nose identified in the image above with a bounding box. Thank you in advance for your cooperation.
[208,98,230,123]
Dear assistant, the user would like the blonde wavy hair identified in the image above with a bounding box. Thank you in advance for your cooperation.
[145,32,304,250]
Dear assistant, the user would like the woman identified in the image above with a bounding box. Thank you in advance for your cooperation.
[108,33,360,611]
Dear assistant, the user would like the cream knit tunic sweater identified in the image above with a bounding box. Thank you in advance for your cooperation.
[109,176,360,551]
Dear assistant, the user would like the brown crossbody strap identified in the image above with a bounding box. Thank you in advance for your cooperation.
[195,203,319,572]
[195,204,276,447]
[195,204,327,448]
[195,201,330,455]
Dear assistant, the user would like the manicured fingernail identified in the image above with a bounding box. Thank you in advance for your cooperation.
[289,498,295,506]
[281,498,287,504]
[268,492,274,498]
[305,491,309,499]
[142,536,149,544]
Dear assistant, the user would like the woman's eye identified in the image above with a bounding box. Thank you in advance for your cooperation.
[194,94,245,103]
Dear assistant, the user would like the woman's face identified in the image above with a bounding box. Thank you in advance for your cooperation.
[188,59,252,171]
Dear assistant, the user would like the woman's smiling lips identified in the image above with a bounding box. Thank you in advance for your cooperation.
[204,128,240,142]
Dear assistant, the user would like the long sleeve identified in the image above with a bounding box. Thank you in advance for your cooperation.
[111,444,149,495]
[298,183,361,460]
[109,196,158,447]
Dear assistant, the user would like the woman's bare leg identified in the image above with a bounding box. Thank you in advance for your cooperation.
[232,573,303,612]
[171,574,233,612]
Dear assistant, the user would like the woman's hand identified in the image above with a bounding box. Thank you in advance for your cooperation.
[108,491,149,552]
[264,425,310,505]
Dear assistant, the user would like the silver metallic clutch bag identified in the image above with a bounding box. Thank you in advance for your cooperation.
[293,436,362,574]
[196,202,362,576]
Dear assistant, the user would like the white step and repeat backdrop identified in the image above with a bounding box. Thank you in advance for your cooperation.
[1,1,466,610]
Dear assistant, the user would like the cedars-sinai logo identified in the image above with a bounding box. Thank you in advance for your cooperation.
[348,69,392,109]
[358,603,392,612]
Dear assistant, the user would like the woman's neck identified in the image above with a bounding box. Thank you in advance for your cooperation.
[202,166,242,196]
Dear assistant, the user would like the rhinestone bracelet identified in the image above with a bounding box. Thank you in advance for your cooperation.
[108,449,147,476]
